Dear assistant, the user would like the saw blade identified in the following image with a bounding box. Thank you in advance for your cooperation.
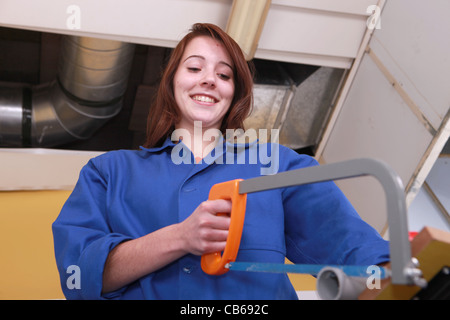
[226,262,390,279]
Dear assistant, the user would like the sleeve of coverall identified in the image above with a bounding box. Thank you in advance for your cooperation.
[52,158,132,299]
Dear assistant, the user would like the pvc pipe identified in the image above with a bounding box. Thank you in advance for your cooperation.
[316,267,367,300]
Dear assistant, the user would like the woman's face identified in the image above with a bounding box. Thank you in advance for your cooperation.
[173,36,235,131]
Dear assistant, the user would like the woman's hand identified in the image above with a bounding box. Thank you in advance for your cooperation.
[102,199,231,293]
[179,199,231,256]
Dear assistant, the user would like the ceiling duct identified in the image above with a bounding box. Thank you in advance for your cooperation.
[0,36,135,147]
[0,30,344,153]
[245,63,346,152]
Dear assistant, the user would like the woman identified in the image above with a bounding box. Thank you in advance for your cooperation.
[52,23,389,300]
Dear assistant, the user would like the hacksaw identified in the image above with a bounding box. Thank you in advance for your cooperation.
[200,158,425,287]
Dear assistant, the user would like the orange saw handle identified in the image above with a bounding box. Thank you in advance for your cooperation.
[201,179,247,275]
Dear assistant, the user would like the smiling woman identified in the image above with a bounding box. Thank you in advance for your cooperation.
[143,23,254,149]
[173,36,235,152]
[52,23,390,300]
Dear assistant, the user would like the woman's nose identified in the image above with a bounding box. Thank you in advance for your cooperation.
[200,71,216,88]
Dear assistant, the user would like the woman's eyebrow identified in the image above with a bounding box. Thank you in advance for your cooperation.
[184,55,233,70]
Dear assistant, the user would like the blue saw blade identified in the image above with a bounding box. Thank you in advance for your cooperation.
[226,262,390,279]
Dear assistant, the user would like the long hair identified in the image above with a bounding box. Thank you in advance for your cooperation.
[143,23,255,148]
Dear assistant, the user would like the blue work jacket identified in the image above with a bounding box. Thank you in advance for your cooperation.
[52,138,389,299]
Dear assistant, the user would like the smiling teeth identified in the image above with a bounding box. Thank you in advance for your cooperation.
[193,95,216,103]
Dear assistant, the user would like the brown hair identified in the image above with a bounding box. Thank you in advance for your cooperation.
[143,23,254,148]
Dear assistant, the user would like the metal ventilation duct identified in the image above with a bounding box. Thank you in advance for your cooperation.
[245,66,346,151]
[0,36,135,147]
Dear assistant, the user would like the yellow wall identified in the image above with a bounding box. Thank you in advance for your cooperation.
[0,190,70,300]
[287,261,317,292]
[0,189,315,300]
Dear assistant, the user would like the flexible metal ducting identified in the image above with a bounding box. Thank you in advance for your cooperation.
[0,35,135,147]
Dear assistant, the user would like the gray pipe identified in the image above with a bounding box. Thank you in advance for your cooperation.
[316,267,367,300]
[0,35,135,147]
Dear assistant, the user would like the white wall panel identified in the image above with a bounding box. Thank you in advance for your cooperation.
[408,157,450,233]
[0,148,103,190]
[257,3,366,67]
[317,0,450,234]
[323,55,433,182]
[0,0,231,48]
[0,0,380,68]
[320,54,433,232]
[369,0,450,131]
[426,157,450,216]
[273,0,377,15]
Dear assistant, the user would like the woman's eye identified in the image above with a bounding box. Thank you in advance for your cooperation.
[218,73,231,80]
[187,67,201,72]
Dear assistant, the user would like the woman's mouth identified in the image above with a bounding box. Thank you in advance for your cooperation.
[191,95,218,104]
